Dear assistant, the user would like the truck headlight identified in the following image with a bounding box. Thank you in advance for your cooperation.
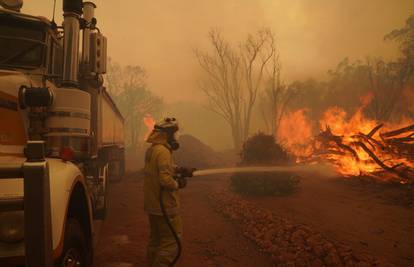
[18,85,54,109]
[0,211,24,243]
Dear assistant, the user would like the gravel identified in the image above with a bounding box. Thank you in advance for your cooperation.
[209,190,395,267]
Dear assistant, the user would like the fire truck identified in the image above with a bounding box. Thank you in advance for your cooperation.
[0,0,124,266]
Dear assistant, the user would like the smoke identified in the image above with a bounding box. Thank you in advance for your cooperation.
[404,87,414,113]
[22,0,413,102]
[21,0,414,150]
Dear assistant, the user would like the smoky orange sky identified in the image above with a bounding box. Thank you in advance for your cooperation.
[24,1,413,102]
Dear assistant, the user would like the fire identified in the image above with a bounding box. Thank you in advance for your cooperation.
[277,94,414,183]
[277,109,313,157]
[317,104,385,177]
[143,114,156,141]
[320,106,377,137]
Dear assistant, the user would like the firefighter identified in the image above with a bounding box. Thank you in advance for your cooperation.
[144,118,190,267]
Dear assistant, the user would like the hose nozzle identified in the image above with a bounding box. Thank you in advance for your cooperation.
[175,167,196,178]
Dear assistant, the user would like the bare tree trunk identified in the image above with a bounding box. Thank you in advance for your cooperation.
[259,43,297,139]
[195,28,278,150]
[241,28,275,141]
[231,123,242,150]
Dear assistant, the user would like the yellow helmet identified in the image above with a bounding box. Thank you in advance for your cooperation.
[154,118,180,150]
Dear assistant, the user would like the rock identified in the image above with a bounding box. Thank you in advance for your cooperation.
[355,261,371,267]
[324,250,343,267]
[345,260,356,267]
[310,258,325,267]
[291,231,306,247]
[208,190,395,267]
[264,229,275,242]
[307,235,323,247]
[262,240,273,251]
[313,245,325,258]
[279,251,296,263]
[323,242,335,252]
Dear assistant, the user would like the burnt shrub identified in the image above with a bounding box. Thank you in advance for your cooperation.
[231,133,299,196]
[231,172,300,196]
[240,132,291,165]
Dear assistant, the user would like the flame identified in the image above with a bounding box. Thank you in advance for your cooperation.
[143,114,156,141]
[277,109,313,157]
[319,106,377,137]
[276,93,414,183]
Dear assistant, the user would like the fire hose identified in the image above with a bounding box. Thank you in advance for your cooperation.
[159,167,195,267]
[159,188,182,267]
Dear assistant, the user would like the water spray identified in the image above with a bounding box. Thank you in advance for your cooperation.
[192,164,336,178]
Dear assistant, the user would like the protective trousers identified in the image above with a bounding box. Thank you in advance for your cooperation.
[147,214,183,267]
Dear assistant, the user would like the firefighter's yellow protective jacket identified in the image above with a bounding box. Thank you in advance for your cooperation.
[143,131,180,216]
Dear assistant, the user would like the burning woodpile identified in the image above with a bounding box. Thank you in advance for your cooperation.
[278,99,414,184]
[311,123,414,184]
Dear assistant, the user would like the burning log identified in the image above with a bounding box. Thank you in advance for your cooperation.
[367,123,383,137]
[277,104,414,183]
[316,127,360,162]
[381,125,414,162]
[387,137,414,144]
[311,123,414,184]
[356,130,386,149]
[381,124,414,138]
[355,141,408,180]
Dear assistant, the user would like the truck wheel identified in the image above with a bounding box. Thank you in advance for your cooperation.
[56,218,91,267]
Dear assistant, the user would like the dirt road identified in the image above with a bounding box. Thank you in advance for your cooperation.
[94,172,414,267]
[94,174,271,267]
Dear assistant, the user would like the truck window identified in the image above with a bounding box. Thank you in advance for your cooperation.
[0,22,46,69]
[0,92,26,155]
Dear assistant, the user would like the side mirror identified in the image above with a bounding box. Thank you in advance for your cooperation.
[18,86,54,109]
[90,32,107,74]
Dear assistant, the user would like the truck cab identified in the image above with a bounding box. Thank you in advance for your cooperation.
[0,1,124,266]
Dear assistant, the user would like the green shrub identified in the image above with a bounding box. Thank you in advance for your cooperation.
[231,172,300,196]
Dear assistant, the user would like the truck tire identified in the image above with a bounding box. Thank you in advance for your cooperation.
[56,218,91,267]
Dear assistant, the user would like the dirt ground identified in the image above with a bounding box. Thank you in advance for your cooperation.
[94,173,272,267]
[245,175,414,266]
[94,171,414,267]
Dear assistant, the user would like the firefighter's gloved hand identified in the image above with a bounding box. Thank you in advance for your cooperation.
[176,166,196,178]
[177,177,187,189]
